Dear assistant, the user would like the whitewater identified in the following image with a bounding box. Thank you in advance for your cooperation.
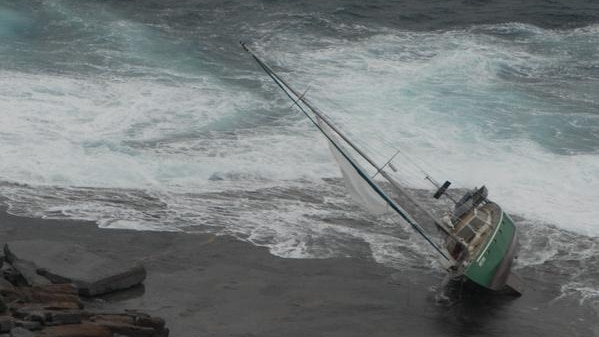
[1,0,598,271]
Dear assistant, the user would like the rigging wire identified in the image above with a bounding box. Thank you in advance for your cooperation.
[309,100,443,191]
[308,85,470,193]
[242,42,450,261]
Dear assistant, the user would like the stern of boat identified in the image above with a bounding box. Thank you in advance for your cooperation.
[463,210,518,291]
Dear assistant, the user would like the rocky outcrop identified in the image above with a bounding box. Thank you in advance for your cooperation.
[0,241,167,337]
[4,240,146,296]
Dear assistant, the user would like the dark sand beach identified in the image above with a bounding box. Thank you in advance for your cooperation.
[0,206,596,337]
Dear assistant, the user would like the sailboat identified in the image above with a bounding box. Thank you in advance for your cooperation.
[242,43,524,295]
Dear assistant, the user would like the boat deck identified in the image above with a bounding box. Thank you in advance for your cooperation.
[446,202,502,262]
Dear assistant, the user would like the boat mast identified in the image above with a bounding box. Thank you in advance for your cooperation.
[241,43,464,249]
[242,42,454,261]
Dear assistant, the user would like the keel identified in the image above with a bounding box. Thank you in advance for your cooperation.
[504,271,525,296]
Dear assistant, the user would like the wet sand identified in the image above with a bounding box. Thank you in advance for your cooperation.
[0,207,596,337]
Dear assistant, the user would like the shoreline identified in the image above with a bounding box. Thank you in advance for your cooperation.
[0,207,596,336]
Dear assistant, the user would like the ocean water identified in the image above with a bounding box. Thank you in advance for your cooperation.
[1,0,599,316]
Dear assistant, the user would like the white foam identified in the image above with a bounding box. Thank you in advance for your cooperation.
[2,21,599,270]
[257,24,599,236]
[0,70,334,191]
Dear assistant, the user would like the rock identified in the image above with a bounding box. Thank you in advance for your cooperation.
[13,320,41,331]
[12,309,44,323]
[0,316,13,333]
[0,279,15,296]
[0,242,168,336]
[9,327,34,337]
[12,303,80,321]
[134,316,165,330]
[87,313,169,337]
[41,302,82,311]
[12,307,82,326]
[6,260,51,287]
[121,312,165,330]
[19,289,81,307]
[0,297,7,315]
[19,287,82,308]
[31,284,78,296]
[38,324,112,337]
[89,314,134,325]
[1,266,24,288]
[4,240,146,296]
[43,310,83,326]
[89,319,155,337]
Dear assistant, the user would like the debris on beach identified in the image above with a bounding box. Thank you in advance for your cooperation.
[0,240,168,337]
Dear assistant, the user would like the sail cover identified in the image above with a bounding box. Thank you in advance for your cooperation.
[317,117,390,215]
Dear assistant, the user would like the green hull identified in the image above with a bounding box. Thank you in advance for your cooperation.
[463,211,517,290]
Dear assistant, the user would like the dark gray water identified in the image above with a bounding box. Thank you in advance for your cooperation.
[0,1,598,334]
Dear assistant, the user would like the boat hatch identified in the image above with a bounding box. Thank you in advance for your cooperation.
[457,224,476,242]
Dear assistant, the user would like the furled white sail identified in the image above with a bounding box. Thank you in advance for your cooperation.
[317,118,389,215]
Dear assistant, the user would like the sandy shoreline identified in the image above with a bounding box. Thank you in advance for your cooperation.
[0,206,596,337]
